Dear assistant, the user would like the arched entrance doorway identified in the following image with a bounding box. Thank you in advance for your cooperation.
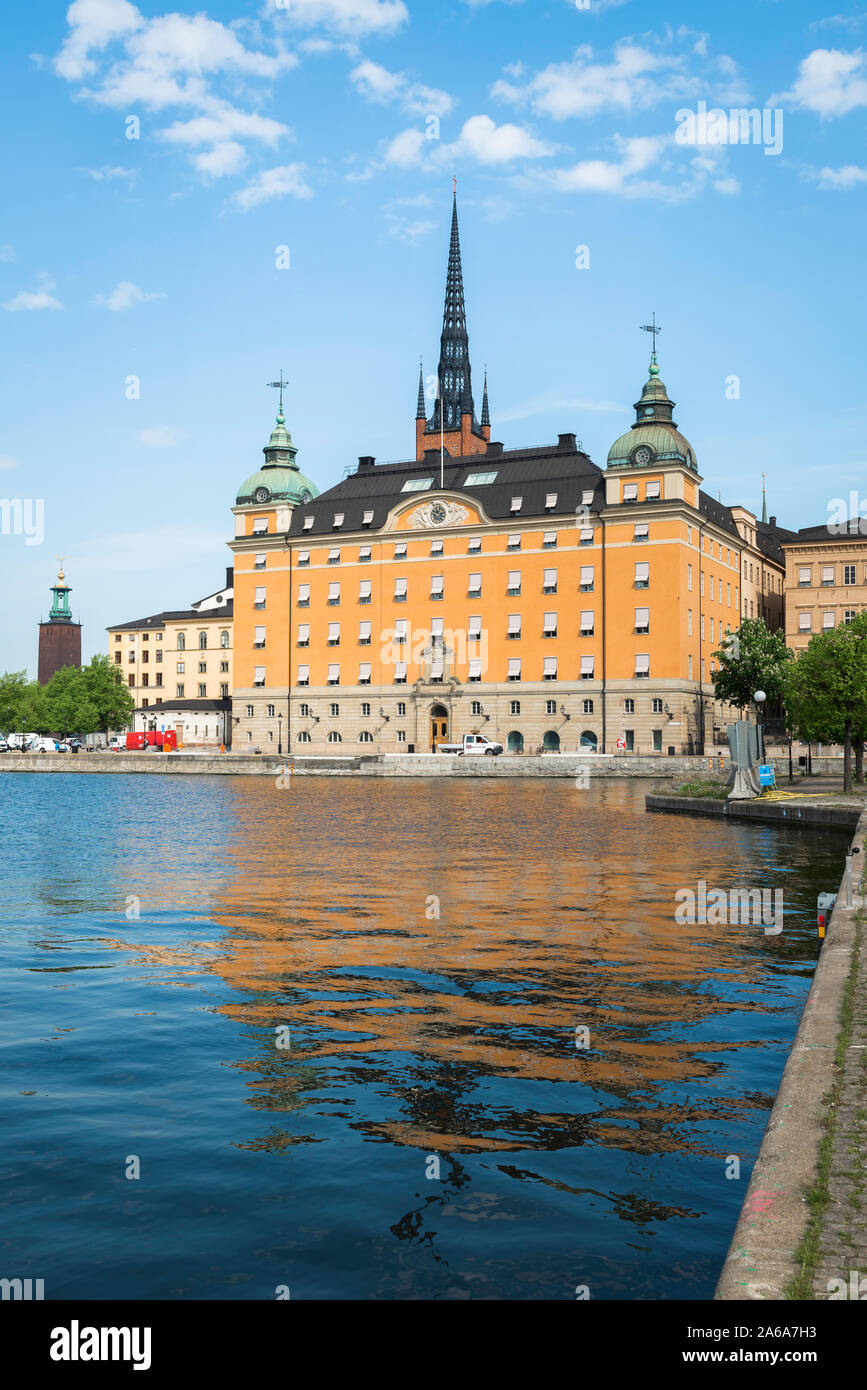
[542,729,560,752]
[579,730,597,751]
[507,730,524,753]
[430,703,449,752]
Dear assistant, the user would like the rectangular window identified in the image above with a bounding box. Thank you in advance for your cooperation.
[624,698,635,714]
[543,656,558,680]
[254,626,266,648]
[507,533,521,550]
[468,572,482,596]
[468,537,482,553]
[296,551,309,567]
[394,577,407,600]
[359,579,372,603]
[465,470,498,486]
[328,664,340,685]
[359,663,372,684]
[359,545,372,561]
[635,561,649,588]
[430,575,444,598]
[822,565,835,585]
[328,582,340,604]
[580,610,594,634]
[255,586,266,609]
[652,729,662,752]
[799,613,812,631]
[580,655,594,679]
[580,527,593,545]
[652,698,663,713]
[176,661,185,674]
[623,482,638,502]
[468,615,481,639]
[298,583,310,605]
[254,666,266,687]
[545,492,558,511]
[430,540,444,556]
[297,624,310,646]
[543,530,557,548]
[635,607,650,634]
[328,548,340,564]
[431,617,444,638]
[844,565,856,585]
[394,543,407,558]
[468,658,482,681]
[687,565,693,591]
[645,480,661,500]
[580,566,594,592]
[845,609,857,625]
[508,613,522,638]
[823,611,835,629]
[507,658,521,681]
[328,622,340,646]
[362,510,374,527]
[397,702,406,716]
[510,497,522,513]
[506,571,520,595]
[401,477,433,492]
[333,513,344,529]
[359,620,372,644]
[297,664,310,686]
[253,517,268,534]
[394,618,408,642]
[255,554,267,570]
[510,699,521,715]
[543,568,557,594]
[430,653,444,680]
[198,683,207,698]
[634,523,649,541]
[635,653,650,678]
[700,615,706,640]
[583,698,593,714]
[302,516,314,531]
[396,730,406,742]
[394,661,407,683]
[543,611,557,636]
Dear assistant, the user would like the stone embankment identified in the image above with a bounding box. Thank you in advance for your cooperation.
[716,811,866,1300]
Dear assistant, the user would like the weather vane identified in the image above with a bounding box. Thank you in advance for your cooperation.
[640,313,662,353]
[267,370,289,413]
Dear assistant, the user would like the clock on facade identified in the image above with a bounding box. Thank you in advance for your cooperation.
[429,503,447,524]
[633,446,652,465]
[254,486,271,503]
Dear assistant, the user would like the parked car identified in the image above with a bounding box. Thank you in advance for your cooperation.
[0,739,9,753]
[437,733,504,756]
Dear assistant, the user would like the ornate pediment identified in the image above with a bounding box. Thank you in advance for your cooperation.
[407,499,470,529]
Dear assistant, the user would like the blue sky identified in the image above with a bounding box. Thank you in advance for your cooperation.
[1,0,866,674]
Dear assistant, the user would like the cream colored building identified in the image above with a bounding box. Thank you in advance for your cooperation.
[783,523,867,653]
[107,570,234,745]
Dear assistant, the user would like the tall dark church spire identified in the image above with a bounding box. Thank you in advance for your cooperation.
[415,192,489,459]
[416,358,426,419]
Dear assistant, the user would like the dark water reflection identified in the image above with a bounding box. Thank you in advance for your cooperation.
[0,773,848,1299]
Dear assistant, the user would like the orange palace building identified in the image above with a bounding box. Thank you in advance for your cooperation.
[229,197,787,756]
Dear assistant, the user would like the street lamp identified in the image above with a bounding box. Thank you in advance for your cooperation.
[754,689,767,763]
[277,711,283,756]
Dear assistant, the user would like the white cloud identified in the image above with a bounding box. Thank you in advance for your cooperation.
[525,133,736,202]
[77,164,139,185]
[383,127,425,166]
[3,274,63,311]
[542,134,668,193]
[139,426,185,447]
[92,281,166,311]
[192,141,247,178]
[814,163,867,188]
[0,455,20,470]
[270,0,408,36]
[54,0,143,82]
[53,3,298,188]
[350,59,453,116]
[776,48,867,117]
[436,114,552,164]
[232,164,313,209]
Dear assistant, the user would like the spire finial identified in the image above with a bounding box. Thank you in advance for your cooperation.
[267,370,289,424]
[761,472,768,524]
[416,356,426,420]
[57,555,65,584]
[640,313,662,375]
[481,366,490,428]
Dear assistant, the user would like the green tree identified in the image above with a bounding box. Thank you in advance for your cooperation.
[80,654,134,733]
[784,613,867,792]
[0,671,28,731]
[711,618,793,712]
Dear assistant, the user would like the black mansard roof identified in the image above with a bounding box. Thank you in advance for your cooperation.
[287,439,604,537]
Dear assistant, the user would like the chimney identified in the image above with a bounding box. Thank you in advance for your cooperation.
[558,433,576,451]
[357,456,375,472]
[769,515,776,528]
[424,447,447,464]
[486,441,503,456]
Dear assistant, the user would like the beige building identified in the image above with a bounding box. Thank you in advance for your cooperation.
[107,570,234,745]
[783,523,867,653]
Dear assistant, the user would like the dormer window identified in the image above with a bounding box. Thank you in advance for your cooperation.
[581,490,594,505]
[510,496,523,513]
[333,513,344,529]
[545,492,558,512]
[302,516,314,531]
[362,509,374,526]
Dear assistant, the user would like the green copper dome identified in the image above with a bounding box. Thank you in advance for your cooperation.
[607,353,698,471]
[236,404,320,506]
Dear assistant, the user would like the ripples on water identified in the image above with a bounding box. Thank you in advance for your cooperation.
[0,772,849,1299]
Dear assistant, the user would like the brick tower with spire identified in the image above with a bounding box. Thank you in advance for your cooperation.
[38,563,82,683]
[416,192,491,461]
